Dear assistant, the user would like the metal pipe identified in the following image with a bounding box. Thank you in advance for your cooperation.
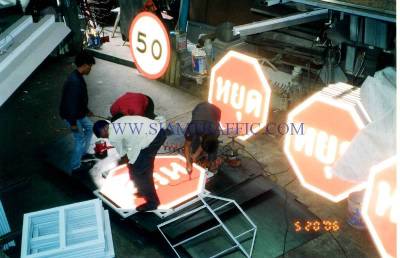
[289,0,395,22]
[233,9,328,36]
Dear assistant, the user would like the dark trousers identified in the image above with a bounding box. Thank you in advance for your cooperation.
[128,129,167,206]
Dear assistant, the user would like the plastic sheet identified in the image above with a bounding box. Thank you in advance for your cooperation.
[333,67,396,182]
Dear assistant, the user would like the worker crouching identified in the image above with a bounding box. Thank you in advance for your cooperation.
[184,102,221,173]
[93,116,167,212]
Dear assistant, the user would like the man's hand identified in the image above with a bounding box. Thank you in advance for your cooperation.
[87,111,94,117]
[70,125,79,132]
[208,160,217,172]
[184,140,193,175]
[190,153,198,164]
[119,155,129,165]
[186,161,193,173]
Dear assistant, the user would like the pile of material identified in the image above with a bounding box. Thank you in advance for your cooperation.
[319,82,368,122]
[333,67,396,182]
[0,199,15,251]
[20,199,114,258]
[84,0,118,26]
[0,15,70,106]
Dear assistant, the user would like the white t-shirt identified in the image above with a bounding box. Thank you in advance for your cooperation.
[109,116,162,164]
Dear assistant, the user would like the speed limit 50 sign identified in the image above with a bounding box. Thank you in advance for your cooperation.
[129,12,171,79]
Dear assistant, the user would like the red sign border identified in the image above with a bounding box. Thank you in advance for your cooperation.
[207,50,272,141]
[129,11,171,80]
[100,155,207,210]
[284,92,368,202]
[362,156,398,258]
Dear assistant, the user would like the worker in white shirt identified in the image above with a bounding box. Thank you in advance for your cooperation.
[93,116,167,212]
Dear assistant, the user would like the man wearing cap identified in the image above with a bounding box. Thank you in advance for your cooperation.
[93,116,166,212]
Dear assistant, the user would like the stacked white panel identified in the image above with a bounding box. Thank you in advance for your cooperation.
[320,82,370,124]
[0,199,15,251]
[20,199,114,258]
[0,15,70,106]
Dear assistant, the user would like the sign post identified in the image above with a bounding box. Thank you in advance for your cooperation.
[208,51,271,141]
[362,157,398,258]
[284,83,370,202]
[129,12,171,79]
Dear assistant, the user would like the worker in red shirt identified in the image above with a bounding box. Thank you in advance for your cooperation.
[110,92,156,121]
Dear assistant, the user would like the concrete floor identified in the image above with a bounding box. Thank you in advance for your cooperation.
[0,57,379,258]
[92,27,132,64]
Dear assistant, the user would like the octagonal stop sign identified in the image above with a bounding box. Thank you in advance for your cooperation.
[208,51,271,141]
[362,157,399,258]
[99,155,206,210]
[284,84,370,202]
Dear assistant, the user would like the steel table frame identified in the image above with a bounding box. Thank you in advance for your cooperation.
[157,193,257,258]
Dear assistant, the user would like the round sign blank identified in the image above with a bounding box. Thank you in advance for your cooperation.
[129,12,171,79]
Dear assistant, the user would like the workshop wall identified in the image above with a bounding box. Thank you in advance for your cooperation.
[189,0,265,26]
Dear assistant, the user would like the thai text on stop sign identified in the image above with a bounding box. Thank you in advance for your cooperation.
[293,127,350,179]
[100,156,205,210]
[375,181,399,223]
[122,162,191,193]
[152,162,189,188]
[215,76,263,121]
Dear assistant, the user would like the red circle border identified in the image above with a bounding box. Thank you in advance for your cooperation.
[129,11,171,80]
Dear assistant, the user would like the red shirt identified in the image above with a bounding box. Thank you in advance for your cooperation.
[110,92,149,117]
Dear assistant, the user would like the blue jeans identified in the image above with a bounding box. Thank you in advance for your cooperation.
[65,116,93,170]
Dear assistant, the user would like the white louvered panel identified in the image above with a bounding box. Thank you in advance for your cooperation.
[21,199,114,258]
[0,199,16,250]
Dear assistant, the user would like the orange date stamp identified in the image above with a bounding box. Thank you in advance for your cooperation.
[293,220,340,232]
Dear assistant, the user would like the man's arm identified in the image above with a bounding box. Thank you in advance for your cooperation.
[215,106,221,122]
[184,139,193,172]
[191,145,203,163]
[110,139,127,160]
[119,154,129,165]
[62,79,82,127]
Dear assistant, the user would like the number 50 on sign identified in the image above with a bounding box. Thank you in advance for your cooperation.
[129,12,171,79]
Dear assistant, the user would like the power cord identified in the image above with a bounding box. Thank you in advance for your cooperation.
[224,144,297,257]
[328,229,349,258]
[280,179,349,258]
[282,178,297,257]
[223,144,348,257]
[203,144,348,257]
[240,147,289,178]
[166,111,192,123]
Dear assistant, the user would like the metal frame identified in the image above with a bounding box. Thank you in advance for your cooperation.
[233,9,328,36]
[288,0,395,22]
[94,190,209,219]
[263,0,290,7]
[158,193,257,258]
[93,190,136,219]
